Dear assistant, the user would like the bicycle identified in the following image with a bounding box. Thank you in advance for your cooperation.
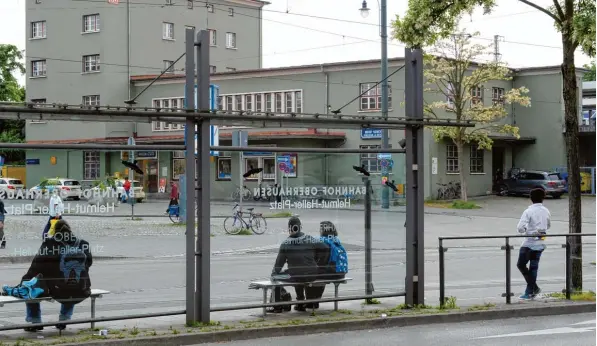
[253,183,274,202]
[168,204,198,224]
[436,182,461,200]
[231,185,253,201]
[223,204,267,235]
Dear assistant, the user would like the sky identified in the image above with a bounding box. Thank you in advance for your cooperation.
[0,0,594,86]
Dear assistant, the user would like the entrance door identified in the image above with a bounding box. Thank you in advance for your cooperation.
[147,161,159,193]
[492,146,505,190]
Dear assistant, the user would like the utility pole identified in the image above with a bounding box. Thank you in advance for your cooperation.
[380,0,390,209]
[493,35,504,63]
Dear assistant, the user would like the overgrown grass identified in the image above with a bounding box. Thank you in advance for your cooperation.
[467,302,496,311]
[228,228,253,236]
[265,211,294,218]
[364,298,381,305]
[546,290,596,301]
[424,200,481,209]
[439,296,458,310]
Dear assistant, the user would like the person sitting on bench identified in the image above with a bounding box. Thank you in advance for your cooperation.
[307,221,348,308]
[270,216,326,313]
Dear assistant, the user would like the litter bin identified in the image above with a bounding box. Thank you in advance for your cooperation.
[580,172,591,192]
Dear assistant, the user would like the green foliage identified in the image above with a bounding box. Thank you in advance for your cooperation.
[0,44,26,163]
[451,200,482,209]
[583,61,596,81]
[93,176,117,190]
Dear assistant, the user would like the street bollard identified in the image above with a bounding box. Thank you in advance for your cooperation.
[438,239,445,307]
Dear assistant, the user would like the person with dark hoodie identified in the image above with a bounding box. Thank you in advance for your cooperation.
[307,221,348,308]
[19,220,92,331]
[269,216,326,313]
[0,198,7,249]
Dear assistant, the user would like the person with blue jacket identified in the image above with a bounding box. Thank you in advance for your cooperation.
[307,221,348,308]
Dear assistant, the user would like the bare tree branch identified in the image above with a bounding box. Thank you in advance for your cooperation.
[552,0,565,19]
[519,0,562,23]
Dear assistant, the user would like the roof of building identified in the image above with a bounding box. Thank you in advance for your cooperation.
[131,57,581,83]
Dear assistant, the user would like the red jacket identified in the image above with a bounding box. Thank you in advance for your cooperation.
[170,184,179,199]
[123,180,131,192]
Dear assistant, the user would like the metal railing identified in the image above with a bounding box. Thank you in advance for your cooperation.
[438,233,596,307]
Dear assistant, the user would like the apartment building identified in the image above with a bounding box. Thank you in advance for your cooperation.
[24,0,266,185]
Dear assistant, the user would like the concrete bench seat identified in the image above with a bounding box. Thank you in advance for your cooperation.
[249,278,352,316]
[0,288,110,328]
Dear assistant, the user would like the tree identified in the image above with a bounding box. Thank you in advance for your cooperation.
[392,0,595,291]
[424,32,531,201]
[583,60,596,81]
[0,44,26,163]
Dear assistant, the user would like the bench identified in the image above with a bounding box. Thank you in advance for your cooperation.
[249,278,352,317]
[0,289,110,329]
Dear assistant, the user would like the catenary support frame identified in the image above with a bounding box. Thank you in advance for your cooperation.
[0,30,472,325]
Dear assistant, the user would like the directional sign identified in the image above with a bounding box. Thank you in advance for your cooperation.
[127,137,135,163]
[277,156,290,163]
[377,153,391,160]
[278,162,287,171]
[184,84,220,156]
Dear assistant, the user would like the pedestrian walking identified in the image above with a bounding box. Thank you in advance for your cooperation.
[121,177,131,203]
[0,198,7,249]
[516,188,550,300]
[165,181,179,214]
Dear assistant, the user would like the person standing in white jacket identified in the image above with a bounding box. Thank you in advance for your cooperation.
[42,189,64,240]
[516,188,551,300]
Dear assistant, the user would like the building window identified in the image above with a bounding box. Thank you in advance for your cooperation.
[234,95,242,111]
[31,60,46,77]
[163,22,174,40]
[172,158,185,180]
[187,0,193,9]
[492,87,504,105]
[82,95,100,106]
[83,14,100,33]
[295,91,302,113]
[245,94,253,112]
[152,98,185,131]
[469,144,484,173]
[274,93,283,113]
[284,92,293,113]
[446,144,459,174]
[163,60,174,73]
[83,151,101,180]
[82,54,100,73]
[360,145,381,173]
[255,94,263,112]
[359,82,392,111]
[210,65,217,73]
[244,156,275,180]
[31,21,46,39]
[228,7,234,16]
[226,67,236,72]
[225,96,233,112]
[209,29,217,46]
[471,85,482,106]
[217,96,223,110]
[216,157,232,180]
[226,32,236,49]
[265,93,272,112]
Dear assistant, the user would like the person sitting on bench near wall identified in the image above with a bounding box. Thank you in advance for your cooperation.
[270,216,327,313]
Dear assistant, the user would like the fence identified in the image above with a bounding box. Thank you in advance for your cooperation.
[438,233,596,307]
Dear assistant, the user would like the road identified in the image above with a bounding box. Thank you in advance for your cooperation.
[0,197,594,328]
[198,313,596,346]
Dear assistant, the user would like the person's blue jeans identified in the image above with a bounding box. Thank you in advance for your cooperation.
[517,247,543,295]
[26,302,75,323]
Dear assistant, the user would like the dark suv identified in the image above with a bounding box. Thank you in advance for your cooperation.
[497,169,566,199]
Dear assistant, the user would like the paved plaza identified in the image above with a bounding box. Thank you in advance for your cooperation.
[0,196,594,331]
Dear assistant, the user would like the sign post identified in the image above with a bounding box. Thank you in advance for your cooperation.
[127,136,136,220]
[233,131,248,210]
[277,156,290,198]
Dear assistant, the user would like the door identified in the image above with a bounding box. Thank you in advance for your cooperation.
[147,161,159,193]
[492,146,505,190]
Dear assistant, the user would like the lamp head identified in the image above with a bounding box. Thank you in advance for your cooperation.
[359,0,370,18]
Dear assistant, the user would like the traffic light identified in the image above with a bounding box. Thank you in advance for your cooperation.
[122,160,144,175]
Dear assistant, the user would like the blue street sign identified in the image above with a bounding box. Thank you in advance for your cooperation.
[361,128,382,139]
[380,159,388,167]
[26,159,40,165]
[184,84,220,156]
[0,155,4,166]
[277,156,290,163]
[377,153,391,160]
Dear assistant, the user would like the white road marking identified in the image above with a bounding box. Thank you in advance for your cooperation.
[476,326,596,339]
[572,320,596,326]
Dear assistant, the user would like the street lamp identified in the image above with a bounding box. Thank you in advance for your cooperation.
[352,164,374,302]
[359,0,389,209]
[359,0,370,18]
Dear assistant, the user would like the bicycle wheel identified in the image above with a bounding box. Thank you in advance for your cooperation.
[437,189,445,200]
[231,190,240,201]
[250,215,268,235]
[169,213,182,223]
[446,189,456,200]
[223,216,243,235]
[244,188,253,200]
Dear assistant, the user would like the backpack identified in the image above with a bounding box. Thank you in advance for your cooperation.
[55,239,90,303]
[322,236,348,273]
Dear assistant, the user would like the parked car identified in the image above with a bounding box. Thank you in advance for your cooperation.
[0,177,25,199]
[114,179,146,203]
[497,169,566,199]
[28,178,83,200]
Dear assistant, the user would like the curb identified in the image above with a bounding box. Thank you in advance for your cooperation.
[61,302,595,346]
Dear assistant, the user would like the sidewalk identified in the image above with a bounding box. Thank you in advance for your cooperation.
[0,296,592,345]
